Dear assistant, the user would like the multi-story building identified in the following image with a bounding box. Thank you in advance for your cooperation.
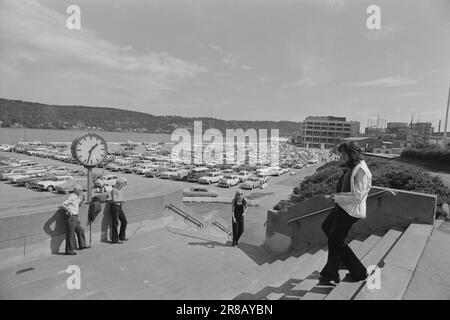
[386,122,408,140]
[296,116,360,149]
[407,122,434,146]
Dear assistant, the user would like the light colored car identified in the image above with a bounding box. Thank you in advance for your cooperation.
[94,175,127,187]
[159,167,181,179]
[135,164,158,175]
[236,171,251,182]
[218,175,240,188]
[240,176,262,189]
[182,186,218,197]
[7,169,47,183]
[55,178,87,193]
[268,166,283,176]
[37,176,73,192]
[293,163,304,169]
[173,169,190,181]
[0,169,28,180]
[198,172,224,184]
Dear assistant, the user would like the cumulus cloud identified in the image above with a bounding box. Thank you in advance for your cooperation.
[0,0,207,106]
[343,76,418,87]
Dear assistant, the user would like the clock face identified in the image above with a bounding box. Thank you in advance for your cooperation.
[72,134,107,167]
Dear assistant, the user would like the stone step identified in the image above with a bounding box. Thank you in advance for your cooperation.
[354,223,433,300]
[294,239,363,300]
[279,246,329,300]
[237,247,311,299]
[325,228,403,300]
[300,235,383,300]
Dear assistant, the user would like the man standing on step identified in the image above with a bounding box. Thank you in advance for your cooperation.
[320,141,372,284]
[62,184,90,255]
[110,178,128,243]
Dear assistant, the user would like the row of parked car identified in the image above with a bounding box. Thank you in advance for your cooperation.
[0,161,93,193]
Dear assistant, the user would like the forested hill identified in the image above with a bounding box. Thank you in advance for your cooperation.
[0,98,300,136]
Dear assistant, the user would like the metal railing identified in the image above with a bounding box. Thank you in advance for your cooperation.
[165,203,204,228]
[287,189,397,225]
[212,221,232,236]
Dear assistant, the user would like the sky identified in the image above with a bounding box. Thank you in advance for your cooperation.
[0,0,449,130]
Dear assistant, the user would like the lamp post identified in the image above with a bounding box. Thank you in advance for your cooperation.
[442,83,450,150]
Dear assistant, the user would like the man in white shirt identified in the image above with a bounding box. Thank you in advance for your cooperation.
[109,178,128,243]
[61,184,90,255]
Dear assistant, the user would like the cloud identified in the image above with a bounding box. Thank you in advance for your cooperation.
[343,76,418,87]
[0,0,207,105]
[241,65,252,70]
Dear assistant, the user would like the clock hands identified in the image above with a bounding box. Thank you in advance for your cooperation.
[87,143,99,164]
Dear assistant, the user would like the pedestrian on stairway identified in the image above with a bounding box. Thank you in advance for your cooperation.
[231,191,247,247]
[320,141,372,284]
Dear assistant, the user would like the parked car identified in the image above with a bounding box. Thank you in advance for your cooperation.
[0,169,28,181]
[55,178,87,193]
[198,172,223,184]
[268,166,283,176]
[37,176,73,192]
[17,173,53,187]
[94,175,126,188]
[182,186,218,197]
[173,169,190,181]
[218,175,240,188]
[236,171,251,182]
[293,163,304,169]
[7,169,47,183]
[159,167,183,179]
[135,164,157,175]
[241,176,262,189]
[144,167,166,178]
[186,167,210,182]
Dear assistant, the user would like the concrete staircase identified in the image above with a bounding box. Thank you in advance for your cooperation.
[232,223,433,300]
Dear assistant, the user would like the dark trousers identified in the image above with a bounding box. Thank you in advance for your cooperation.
[320,208,367,279]
[232,214,244,244]
[111,204,127,242]
[65,215,86,253]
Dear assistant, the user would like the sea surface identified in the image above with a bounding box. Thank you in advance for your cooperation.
[0,128,172,144]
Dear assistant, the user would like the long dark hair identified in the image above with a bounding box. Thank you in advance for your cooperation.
[338,141,363,169]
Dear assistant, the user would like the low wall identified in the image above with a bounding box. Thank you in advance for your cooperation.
[0,189,183,267]
[264,186,437,254]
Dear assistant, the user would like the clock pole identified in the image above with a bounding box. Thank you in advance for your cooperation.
[86,165,93,245]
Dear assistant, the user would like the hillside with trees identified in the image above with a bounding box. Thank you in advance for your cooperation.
[0,98,300,136]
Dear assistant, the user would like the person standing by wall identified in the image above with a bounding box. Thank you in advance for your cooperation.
[320,141,372,284]
[110,178,128,243]
[61,184,90,255]
[231,191,248,247]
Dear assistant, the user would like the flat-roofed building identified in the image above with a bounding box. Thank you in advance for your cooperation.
[296,116,360,149]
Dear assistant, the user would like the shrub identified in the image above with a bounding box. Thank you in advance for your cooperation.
[400,148,450,166]
[274,157,450,215]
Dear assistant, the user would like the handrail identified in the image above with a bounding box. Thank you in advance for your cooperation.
[287,189,396,225]
[165,203,203,228]
[212,220,232,236]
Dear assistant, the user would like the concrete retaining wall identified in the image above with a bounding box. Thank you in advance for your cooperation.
[0,189,183,267]
[264,186,437,254]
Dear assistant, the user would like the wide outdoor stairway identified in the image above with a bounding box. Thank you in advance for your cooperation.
[0,221,437,299]
[232,222,433,300]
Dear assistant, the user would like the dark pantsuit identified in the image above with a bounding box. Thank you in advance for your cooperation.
[65,215,86,253]
[232,215,244,244]
[320,208,367,280]
[111,203,127,242]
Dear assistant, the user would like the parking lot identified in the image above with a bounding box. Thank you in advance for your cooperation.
[0,150,323,219]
